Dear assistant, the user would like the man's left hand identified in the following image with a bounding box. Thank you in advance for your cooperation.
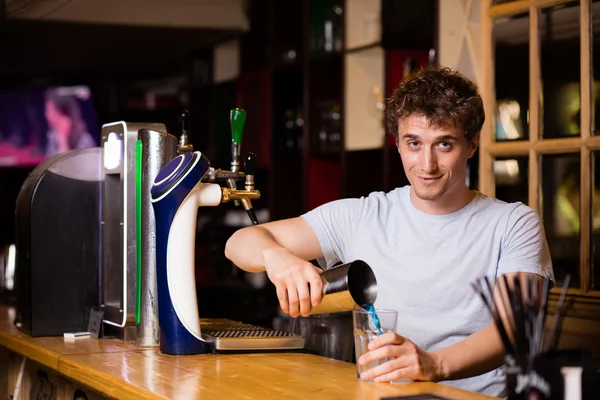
[358,332,445,383]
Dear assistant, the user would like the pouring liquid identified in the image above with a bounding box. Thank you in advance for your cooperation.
[362,303,383,334]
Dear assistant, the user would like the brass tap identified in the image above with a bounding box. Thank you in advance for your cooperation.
[221,188,261,203]
[201,168,245,183]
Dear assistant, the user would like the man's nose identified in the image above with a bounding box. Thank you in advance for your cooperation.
[420,148,438,173]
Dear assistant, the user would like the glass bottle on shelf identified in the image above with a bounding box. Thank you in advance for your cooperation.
[319,124,329,152]
[309,0,325,55]
[332,4,343,52]
[328,103,341,151]
[324,3,343,53]
[284,109,296,151]
[295,109,304,151]
[282,49,298,64]
[309,0,343,56]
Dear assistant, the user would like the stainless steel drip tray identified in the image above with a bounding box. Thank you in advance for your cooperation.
[200,323,305,351]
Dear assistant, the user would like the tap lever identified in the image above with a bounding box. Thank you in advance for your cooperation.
[231,108,246,145]
[229,108,246,207]
[180,109,188,133]
[244,153,256,190]
[178,109,193,153]
[241,152,259,224]
[244,153,256,175]
[230,108,246,172]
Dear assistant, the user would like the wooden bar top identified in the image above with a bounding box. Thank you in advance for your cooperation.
[0,305,498,400]
[0,305,137,370]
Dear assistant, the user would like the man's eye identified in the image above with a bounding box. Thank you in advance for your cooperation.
[439,141,452,149]
[408,141,419,147]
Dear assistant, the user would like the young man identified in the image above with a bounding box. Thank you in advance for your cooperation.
[224,67,554,397]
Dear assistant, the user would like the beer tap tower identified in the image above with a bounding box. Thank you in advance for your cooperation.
[150,109,303,355]
[203,108,260,225]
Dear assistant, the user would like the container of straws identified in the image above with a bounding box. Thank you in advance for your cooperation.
[472,274,600,400]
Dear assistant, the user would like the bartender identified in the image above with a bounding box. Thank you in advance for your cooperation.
[224,66,554,398]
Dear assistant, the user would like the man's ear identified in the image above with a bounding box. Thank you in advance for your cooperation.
[468,132,480,158]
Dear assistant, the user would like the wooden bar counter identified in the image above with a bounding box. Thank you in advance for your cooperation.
[0,305,498,400]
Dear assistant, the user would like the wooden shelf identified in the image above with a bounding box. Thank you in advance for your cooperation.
[308,50,344,64]
[201,0,437,221]
[345,0,382,51]
[345,42,383,55]
[344,45,385,151]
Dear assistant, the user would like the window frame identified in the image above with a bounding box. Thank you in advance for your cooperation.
[481,0,600,302]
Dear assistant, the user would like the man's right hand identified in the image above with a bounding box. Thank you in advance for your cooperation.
[262,247,324,317]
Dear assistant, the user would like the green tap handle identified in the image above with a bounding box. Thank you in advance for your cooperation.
[230,108,246,145]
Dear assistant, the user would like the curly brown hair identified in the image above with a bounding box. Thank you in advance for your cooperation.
[386,66,484,144]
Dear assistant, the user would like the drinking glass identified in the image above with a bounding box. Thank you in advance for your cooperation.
[352,308,398,382]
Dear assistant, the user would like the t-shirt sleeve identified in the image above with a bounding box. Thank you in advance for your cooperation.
[497,204,555,284]
[301,198,366,269]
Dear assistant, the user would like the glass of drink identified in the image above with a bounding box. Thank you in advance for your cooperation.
[352,307,398,382]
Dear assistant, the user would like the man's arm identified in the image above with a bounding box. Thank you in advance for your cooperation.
[360,273,543,382]
[224,217,325,317]
[434,272,545,380]
[433,324,504,381]
[224,217,323,273]
[358,323,504,382]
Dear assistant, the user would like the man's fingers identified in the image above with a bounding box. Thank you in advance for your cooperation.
[359,342,399,366]
[297,282,311,317]
[308,271,323,307]
[290,267,311,317]
[367,332,405,351]
[268,263,323,318]
[364,362,414,383]
[275,283,289,314]
[366,353,417,382]
[286,277,300,317]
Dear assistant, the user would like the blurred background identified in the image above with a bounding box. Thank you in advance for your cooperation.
[1,0,599,359]
[0,0,443,329]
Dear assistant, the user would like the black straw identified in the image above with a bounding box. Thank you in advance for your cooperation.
[471,273,568,372]
[472,277,516,366]
[546,274,571,352]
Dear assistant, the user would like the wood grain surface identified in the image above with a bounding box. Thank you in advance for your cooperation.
[0,305,499,400]
[0,306,137,370]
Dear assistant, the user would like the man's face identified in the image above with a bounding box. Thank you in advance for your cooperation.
[397,114,478,202]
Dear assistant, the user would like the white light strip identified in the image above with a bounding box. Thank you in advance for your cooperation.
[5,244,16,291]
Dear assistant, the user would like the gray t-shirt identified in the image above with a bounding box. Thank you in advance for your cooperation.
[301,186,554,397]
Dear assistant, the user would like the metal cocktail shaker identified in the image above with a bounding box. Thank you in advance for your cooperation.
[288,260,378,362]
[136,128,178,347]
[309,260,378,315]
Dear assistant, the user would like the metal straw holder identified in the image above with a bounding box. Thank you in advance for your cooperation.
[309,260,377,315]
